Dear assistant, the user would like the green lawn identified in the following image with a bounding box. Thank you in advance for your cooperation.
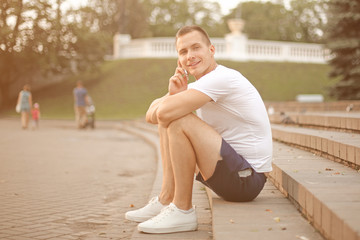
[3,59,338,120]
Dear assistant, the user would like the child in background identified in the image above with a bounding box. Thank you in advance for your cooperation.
[31,103,40,129]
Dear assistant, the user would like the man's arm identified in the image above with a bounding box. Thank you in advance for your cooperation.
[147,61,211,127]
[157,89,211,128]
[145,94,168,124]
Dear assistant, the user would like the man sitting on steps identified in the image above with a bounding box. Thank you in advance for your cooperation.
[125,25,273,234]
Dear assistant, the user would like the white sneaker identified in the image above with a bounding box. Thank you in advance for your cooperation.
[137,203,197,234]
[125,196,167,222]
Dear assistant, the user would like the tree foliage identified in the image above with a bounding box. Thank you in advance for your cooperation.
[326,0,360,99]
[0,0,110,107]
[225,2,290,41]
[83,0,150,38]
[0,0,337,108]
[288,0,327,43]
[141,0,226,38]
[224,0,327,43]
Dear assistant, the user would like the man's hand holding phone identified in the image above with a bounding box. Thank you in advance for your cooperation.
[168,60,188,95]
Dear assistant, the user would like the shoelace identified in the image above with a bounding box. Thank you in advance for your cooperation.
[143,196,159,209]
[148,196,158,205]
[151,204,176,223]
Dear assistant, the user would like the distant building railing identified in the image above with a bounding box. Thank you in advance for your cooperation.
[113,19,331,64]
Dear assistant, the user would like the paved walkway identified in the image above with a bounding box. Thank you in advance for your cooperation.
[0,117,329,240]
[0,118,157,240]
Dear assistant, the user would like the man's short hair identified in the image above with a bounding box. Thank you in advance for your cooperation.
[175,25,211,46]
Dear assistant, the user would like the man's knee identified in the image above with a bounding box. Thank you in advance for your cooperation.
[167,114,196,134]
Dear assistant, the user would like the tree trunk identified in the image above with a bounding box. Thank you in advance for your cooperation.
[0,83,11,109]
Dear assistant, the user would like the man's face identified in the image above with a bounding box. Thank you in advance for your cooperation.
[176,31,215,80]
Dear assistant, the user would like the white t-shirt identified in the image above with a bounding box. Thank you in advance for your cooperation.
[188,65,272,172]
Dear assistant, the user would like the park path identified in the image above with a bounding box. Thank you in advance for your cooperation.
[0,118,157,240]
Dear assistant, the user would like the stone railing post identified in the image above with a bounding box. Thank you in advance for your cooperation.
[225,18,248,61]
[113,33,131,59]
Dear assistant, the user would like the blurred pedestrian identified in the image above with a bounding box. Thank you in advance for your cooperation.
[31,103,41,129]
[73,81,89,129]
[16,84,33,129]
[85,95,96,129]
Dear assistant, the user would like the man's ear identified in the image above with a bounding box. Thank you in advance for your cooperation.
[209,45,215,55]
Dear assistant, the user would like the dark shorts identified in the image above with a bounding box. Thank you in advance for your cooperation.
[196,139,267,202]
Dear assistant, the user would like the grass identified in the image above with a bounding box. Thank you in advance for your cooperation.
[2,58,338,120]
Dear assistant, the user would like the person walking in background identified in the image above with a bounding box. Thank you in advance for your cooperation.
[85,95,96,129]
[73,80,89,129]
[31,103,40,129]
[16,84,33,129]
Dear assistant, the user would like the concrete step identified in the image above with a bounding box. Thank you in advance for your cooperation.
[124,120,324,240]
[271,124,360,169]
[207,181,324,240]
[269,112,360,133]
[265,101,360,112]
[270,141,360,240]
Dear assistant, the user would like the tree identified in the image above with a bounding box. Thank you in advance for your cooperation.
[142,0,226,37]
[225,2,291,41]
[326,0,360,99]
[224,0,327,43]
[289,0,327,43]
[0,0,110,108]
[84,0,150,39]
[0,0,45,107]
[87,0,226,38]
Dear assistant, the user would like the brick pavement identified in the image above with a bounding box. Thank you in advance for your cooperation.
[0,119,157,240]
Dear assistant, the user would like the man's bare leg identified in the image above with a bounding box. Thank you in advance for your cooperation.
[124,126,174,222]
[158,125,175,205]
[166,113,223,210]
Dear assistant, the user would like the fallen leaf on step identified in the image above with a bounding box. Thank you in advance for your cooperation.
[229,219,234,223]
[265,209,272,213]
[296,235,310,240]
[273,217,280,223]
[129,204,134,207]
[325,168,333,171]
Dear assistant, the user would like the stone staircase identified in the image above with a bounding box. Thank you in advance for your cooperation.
[120,102,360,240]
[268,109,360,240]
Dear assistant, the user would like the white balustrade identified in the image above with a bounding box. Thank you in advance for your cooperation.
[113,34,329,63]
